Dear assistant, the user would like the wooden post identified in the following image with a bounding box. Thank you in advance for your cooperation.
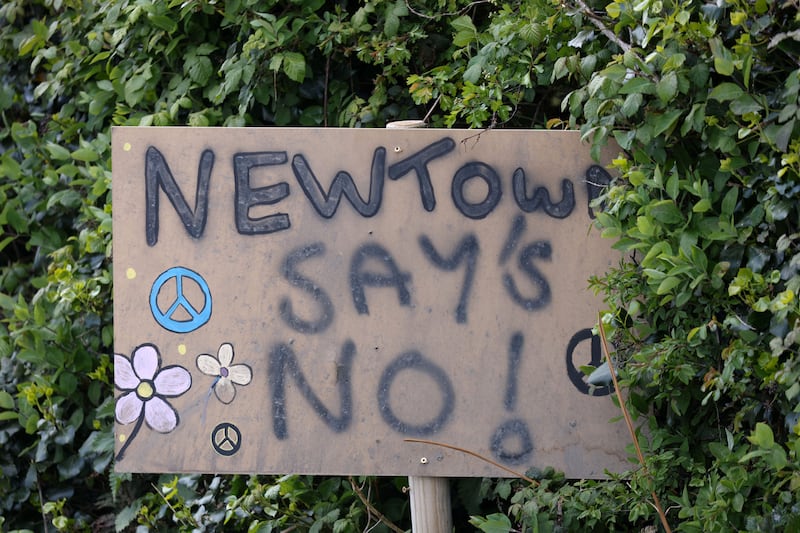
[409,476,453,532]
[387,119,453,532]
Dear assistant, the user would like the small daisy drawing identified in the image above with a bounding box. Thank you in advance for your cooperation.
[196,342,252,404]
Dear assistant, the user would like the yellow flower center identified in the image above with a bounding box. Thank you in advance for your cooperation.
[136,381,154,400]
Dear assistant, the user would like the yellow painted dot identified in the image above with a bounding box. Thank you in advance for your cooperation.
[178,344,187,355]
[119,434,126,443]
[126,268,136,279]
[123,142,132,151]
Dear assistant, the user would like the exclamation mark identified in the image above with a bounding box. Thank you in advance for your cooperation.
[504,332,523,411]
[489,331,533,465]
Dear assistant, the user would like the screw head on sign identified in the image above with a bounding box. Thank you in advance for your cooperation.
[420,457,428,464]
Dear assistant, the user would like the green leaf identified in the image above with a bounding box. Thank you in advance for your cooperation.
[470,513,513,533]
[693,198,712,213]
[721,187,738,216]
[621,92,643,117]
[649,199,684,224]
[47,189,83,209]
[662,53,685,73]
[765,119,795,152]
[187,56,213,85]
[0,390,14,410]
[116,503,141,532]
[451,15,477,35]
[708,82,744,102]
[46,142,72,160]
[464,61,482,84]
[749,422,775,449]
[384,12,400,37]
[618,77,655,95]
[282,52,306,83]
[657,276,681,295]
[710,38,734,76]
[149,14,178,33]
[730,94,760,115]
[652,109,682,136]
[656,71,678,103]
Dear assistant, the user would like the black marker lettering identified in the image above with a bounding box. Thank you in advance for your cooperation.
[233,152,291,235]
[145,146,213,246]
[418,234,479,324]
[585,165,612,219]
[291,147,386,218]
[350,243,412,315]
[512,169,575,218]
[387,138,456,211]
[451,162,502,219]
[503,240,552,311]
[280,243,334,334]
[490,418,533,464]
[377,350,454,436]
[269,340,355,439]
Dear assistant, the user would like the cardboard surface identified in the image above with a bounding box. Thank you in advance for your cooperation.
[112,127,628,477]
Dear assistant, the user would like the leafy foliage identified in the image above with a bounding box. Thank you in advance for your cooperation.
[1,0,799,531]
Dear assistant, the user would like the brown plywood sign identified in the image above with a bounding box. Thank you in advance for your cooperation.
[112,127,627,477]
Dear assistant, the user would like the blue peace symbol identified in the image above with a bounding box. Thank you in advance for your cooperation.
[150,266,212,333]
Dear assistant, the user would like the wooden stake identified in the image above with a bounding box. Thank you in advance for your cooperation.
[387,120,453,532]
[408,476,452,533]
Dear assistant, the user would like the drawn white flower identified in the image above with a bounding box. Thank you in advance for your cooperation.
[196,343,252,404]
[114,343,192,461]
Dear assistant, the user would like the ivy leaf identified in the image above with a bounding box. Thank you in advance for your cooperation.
[469,513,513,533]
[652,109,682,137]
[283,52,306,83]
[619,77,655,95]
[656,71,678,103]
[464,57,483,84]
[709,82,744,102]
[186,55,213,85]
[657,276,681,295]
[764,119,795,152]
[452,15,477,46]
[148,14,178,34]
[710,37,734,76]
[0,390,14,410]
[621,92,643,117]
[749,422,775,449]
[649,199,684,224]
[730,94,761,115]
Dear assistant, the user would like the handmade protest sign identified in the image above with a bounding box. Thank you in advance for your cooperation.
[112,127,628,477]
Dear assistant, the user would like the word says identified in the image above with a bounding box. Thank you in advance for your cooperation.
[143,138,612,245]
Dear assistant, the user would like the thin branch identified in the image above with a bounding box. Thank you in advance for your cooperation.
[37,466,49,533]
[323,54,330,127]
[422,94,441,124]
[597,313,672,533]
[150,482,199,529]
[568,0,654,76]
[405,0,492,19]
[348,476,406,533]
[404,438,539,485]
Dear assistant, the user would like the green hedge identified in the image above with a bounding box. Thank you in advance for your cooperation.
[0,0,798,531]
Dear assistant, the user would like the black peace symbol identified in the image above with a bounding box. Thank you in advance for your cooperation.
[211,422,242,456]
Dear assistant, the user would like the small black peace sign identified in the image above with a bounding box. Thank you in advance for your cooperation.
[211,422,242,456]
[149,266,212,333]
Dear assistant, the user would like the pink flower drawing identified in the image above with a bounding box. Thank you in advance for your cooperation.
[114,343,191,460]
[196,342,252,404]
